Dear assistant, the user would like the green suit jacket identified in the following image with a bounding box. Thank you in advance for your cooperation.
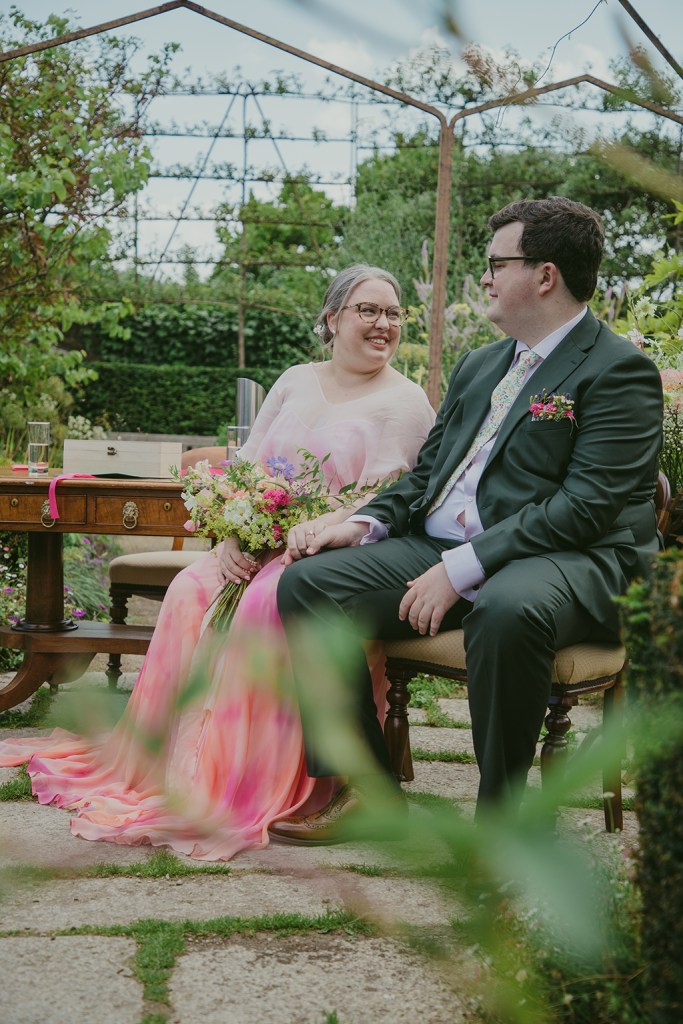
[359,310,664,632]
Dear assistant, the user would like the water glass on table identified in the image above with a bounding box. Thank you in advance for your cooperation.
[27,421,51,477]
[226,425,250,463]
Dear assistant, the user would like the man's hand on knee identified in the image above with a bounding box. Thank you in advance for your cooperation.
[399,562,460,636]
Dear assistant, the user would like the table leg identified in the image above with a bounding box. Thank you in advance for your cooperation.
[0,651,97,712]
[15,532,76,633]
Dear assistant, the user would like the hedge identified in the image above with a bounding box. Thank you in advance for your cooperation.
[620,548,683,1023]
[76,361,282,435]
[78,303,316,369]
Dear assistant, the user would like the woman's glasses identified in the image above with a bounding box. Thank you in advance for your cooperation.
[341,302,408,326]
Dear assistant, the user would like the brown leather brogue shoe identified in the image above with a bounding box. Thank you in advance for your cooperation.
[267,784,362,846]
[267,783,407,846]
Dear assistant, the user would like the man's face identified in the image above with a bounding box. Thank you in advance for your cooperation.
[480,221,540,335]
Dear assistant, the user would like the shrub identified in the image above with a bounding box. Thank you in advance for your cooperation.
[620,548,683,1023]
[79,303,316,370]
[76,362,282,435]
[0,533,114,672]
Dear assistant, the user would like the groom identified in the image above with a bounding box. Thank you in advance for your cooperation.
[270,196,663,844]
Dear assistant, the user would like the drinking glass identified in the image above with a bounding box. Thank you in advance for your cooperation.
[27,421,51,477]
[226,425,250,462]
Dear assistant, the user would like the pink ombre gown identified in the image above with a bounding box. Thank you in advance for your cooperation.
[0,364,434,860]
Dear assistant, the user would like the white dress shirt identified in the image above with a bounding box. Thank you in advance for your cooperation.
[351,306,587,601]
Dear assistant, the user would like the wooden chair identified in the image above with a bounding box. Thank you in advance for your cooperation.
[105,542,206,687]
[104,444,224,688]
[382,472,673,832]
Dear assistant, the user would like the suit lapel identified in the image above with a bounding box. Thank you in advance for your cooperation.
[434,339,516,487]
[484,310,600,465]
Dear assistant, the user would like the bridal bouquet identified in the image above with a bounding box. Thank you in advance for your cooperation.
[174,451,368,630]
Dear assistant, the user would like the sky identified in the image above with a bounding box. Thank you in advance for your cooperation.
[7,0,682,275]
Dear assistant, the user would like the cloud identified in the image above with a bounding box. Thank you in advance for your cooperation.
[304,37,378,79]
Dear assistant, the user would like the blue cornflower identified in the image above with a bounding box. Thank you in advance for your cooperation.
[266,455,296,481]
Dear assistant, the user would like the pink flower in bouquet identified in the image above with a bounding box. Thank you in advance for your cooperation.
[262,488,291,514]
[183,519,196,533]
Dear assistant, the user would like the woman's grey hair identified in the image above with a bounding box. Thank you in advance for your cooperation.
[314,264,401,350]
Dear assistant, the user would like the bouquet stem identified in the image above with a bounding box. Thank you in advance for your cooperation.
[209,579,249,632]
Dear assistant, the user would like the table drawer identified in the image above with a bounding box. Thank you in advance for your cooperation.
[93,495,186,533]
[0,493,86,527]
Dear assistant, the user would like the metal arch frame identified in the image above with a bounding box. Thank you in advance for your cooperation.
[2,0,681,407]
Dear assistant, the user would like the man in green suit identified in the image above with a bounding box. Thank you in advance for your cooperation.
[270,197,663,844]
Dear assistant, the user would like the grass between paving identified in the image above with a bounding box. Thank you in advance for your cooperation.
[1,850,233,885]
[0,764,32,801]
[0,907,376,1024]
[408,673,468,728]
[412,747,477,764]
[0,687,52,730]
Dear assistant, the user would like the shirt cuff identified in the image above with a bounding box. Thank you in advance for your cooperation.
[347,514,388,544]
[441,543,486,594]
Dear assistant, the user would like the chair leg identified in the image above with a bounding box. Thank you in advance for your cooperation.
[106,588,130,690]
[540,693,573,784]
[384,662,415,783]
[602,676,624,833]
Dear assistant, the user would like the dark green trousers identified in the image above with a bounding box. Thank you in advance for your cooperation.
[276,537,613,809]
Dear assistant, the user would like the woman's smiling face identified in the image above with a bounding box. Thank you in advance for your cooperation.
[328,278,402,370]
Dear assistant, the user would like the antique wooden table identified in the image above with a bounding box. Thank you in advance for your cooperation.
[0,469,187,711]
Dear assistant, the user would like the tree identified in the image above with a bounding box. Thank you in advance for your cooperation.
[0,8,175,458]
[211,178,346,365]
[337,45,681,312]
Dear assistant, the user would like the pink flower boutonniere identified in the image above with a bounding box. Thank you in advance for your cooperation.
[529,389,577,429]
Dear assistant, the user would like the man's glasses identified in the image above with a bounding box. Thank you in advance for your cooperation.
[341,302,408,326]
[487,256,540,279]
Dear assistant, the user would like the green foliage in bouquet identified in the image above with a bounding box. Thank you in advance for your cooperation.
[620,548,683,1023]
[174,451,379,631]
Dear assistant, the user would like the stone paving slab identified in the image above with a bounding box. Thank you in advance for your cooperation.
[0,803,157,870]
[410,724,476,755]
[0,870,454,932]
[405,761,480,803]
[437,697,471,723]
[407,706,428,724]
[0,798,454,875]
[0,936,141,1024]
[436,696,602,734]
[169,934,471,1024]
[0,874,329,931]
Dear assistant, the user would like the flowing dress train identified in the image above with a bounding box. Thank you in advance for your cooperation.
[0,364,434,860]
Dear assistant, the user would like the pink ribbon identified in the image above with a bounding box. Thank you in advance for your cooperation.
[47,474,96,520]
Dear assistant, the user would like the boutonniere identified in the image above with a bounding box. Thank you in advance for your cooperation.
[529,390,577,428]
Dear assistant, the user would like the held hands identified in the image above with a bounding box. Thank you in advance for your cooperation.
[282,520,368,566]
[399,562,460,636]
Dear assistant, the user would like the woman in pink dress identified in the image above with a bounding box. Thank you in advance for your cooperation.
[0,265,435,860]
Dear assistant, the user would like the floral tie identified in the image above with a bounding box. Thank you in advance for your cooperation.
[429,348,540,514]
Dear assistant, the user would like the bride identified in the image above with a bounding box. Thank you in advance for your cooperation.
[0,264,435,860]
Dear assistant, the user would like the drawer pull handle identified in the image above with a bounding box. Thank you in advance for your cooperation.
[40,500,56,528]
[122,501,139,530]
[163,501,172,512]
[10,497,19,508]
[107,446,118,456]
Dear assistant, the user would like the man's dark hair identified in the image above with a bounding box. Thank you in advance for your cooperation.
[488,197,605,302]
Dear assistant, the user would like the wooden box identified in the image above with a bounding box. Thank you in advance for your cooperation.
[63,439,183,479]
